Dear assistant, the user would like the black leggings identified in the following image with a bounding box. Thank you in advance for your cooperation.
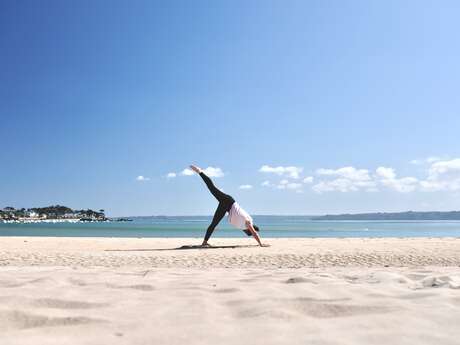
[199,172,235,242]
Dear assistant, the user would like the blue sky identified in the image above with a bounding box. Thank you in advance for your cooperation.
[1,1,460,216]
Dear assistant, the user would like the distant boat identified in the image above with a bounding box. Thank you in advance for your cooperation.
[113,218,133,222]
[79,217,94,222]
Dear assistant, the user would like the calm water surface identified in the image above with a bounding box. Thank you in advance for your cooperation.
[1,216,460,238]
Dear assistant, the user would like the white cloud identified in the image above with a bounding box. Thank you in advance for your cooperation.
[312,166,375,193]
[303,176,314,184]
[259,158,460,194]
[419,180,445,192]
[239,184,253,190]
[259,165,303,179]
[136,175,150,181]
[317,167,371,181]
[313,178,359,193]
[410,156,444,165]
[285,182,302,190]
[376,167,396,180]
[166,172,176,179]
[181,168,194,176]
[428,158,460,177]
[261,178,303,192]
[381,176,418,193]
[180,166,225,178]
[313,166,419,193]
[202,167,224,177]
[420,158,460,192]
[427,156,442,163]
[376,166,418,193]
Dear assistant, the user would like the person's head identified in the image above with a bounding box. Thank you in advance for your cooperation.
[243,225,260,236]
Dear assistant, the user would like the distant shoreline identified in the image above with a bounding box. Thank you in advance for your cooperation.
[0,218,132,224]
[312,210,460,221]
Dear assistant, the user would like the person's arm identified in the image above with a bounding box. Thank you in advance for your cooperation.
[246,221,268,247]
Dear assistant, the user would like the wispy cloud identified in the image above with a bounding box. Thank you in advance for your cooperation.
[317,167,372,181]
[303,176,314,184]
[420,158,460,191]
[262,179,304,192]
[259,165,303,179]
[285,182,302,190]
[312,166,376,193]
[375,167,396,180]
[179,166,225,177]
[202,167,224,177]
[166,172,177,178]
[136,175,150,181]
[427,156,442,163]
[312,178,376,193]
[376,166,418,193]
[181,168,194,176]
[313,165,419,193]
[239,184,253,190]
[410,156,445,165]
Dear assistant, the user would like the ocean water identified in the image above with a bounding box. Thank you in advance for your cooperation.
[1,216,460,238]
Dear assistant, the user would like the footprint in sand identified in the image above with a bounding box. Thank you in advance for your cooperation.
[32,298,109,309]
[106,283,155,291]
[292,302,393,318]
[233,297,392,320]
[213,288,240,293]
[285,277,317,284]
[0,277,54,288]
[0,310,105,331]
[68,278,88,286]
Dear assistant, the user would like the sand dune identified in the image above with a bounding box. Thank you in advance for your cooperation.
[0,237,459,344]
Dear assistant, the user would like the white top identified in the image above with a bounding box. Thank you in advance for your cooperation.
[228,202,253,229]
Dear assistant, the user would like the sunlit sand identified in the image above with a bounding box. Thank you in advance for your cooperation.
[0,237,459,344]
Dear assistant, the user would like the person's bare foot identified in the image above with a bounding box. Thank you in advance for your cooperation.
[190,165,202,174]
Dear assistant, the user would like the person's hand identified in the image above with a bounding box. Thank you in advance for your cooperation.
[260,243,270,247]
[190,165,202,174]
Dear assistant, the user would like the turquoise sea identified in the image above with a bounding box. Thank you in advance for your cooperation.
[1,216,460,238]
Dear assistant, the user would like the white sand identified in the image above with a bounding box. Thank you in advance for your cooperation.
[0,237,459,344]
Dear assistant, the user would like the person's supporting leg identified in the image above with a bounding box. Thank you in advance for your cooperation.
[202,202,228,245]
[199,172,229,203]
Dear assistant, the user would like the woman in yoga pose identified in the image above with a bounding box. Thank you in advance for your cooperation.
[190,165,268,247]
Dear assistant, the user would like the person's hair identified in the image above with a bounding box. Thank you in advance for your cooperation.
[253,225,260,232]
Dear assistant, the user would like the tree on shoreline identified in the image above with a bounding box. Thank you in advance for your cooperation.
[1,205,106,221]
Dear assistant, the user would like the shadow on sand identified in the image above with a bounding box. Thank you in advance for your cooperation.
[105,244,259,252]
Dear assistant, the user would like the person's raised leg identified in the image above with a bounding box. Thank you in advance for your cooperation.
[190,165,228,203]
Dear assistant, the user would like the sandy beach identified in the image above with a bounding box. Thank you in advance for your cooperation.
[1,237,459,344]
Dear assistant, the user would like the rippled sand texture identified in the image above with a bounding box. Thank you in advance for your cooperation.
[0,267,459,345]
[0,237,460,268]
[0,237,459,344]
